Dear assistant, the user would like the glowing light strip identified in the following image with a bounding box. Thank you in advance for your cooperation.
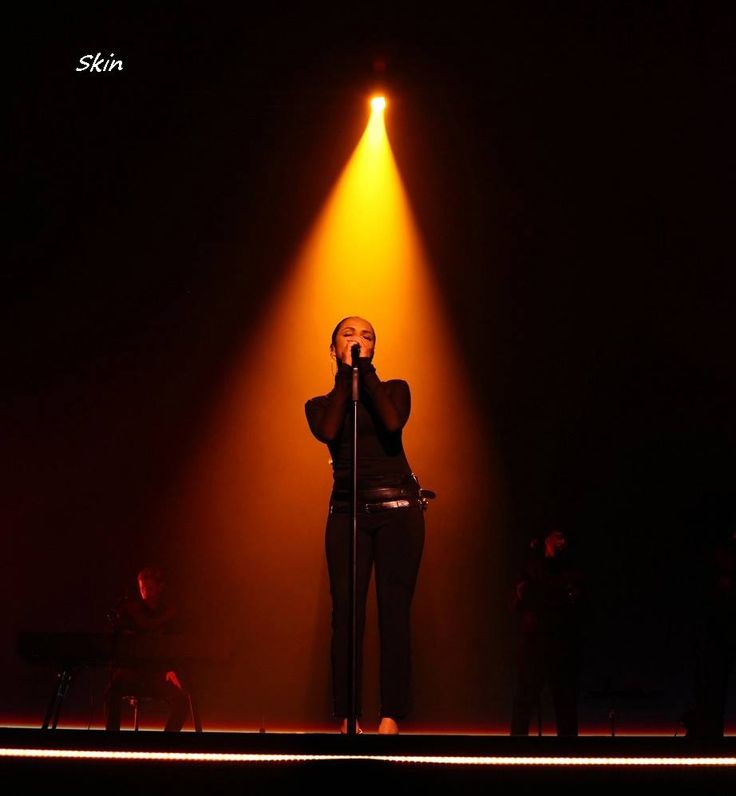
[0,749,735,766]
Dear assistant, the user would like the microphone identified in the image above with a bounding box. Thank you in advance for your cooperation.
[350,343,360,401]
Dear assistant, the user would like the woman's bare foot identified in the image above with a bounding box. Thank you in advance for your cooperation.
[339,719,363,734]
[377,717,399,735]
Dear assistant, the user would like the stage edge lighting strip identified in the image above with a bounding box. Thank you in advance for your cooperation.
[0,749,735,766]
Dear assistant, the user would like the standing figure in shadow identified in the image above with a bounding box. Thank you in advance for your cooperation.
[510,528,585,736]
[687,529,736,738]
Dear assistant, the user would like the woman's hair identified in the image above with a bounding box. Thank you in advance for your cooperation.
[330,317,376,348]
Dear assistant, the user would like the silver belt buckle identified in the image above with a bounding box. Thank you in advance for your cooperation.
[375,499,410,511]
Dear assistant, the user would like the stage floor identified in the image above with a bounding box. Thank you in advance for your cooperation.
[1,728,735,790]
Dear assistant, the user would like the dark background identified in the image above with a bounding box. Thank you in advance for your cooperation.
[3,2,733,731]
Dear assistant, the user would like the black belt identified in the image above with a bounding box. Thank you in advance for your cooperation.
[329,475,436,514]
[329,497,426,514]
[331,486,419,502]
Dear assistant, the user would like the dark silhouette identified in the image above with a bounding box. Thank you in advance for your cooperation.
[686,530,736,738]
[104,567,189,731]
[510,529,584,736]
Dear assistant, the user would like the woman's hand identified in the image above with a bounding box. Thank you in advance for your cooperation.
[339,337,371,366]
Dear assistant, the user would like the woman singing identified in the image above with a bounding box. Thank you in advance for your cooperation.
[305,316,426,734]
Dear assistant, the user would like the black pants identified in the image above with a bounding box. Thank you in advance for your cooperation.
[105,669,189,731]
[510,631,581,736]
[325,504,425,719]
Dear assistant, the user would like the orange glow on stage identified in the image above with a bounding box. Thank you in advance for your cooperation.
[158,94,502,729]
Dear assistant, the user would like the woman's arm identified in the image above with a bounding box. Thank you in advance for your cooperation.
[305,366,352,443]
[305,361,411,441]
[357,359,411,433]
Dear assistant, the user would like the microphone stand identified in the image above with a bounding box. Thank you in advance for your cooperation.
[347,349,360,735]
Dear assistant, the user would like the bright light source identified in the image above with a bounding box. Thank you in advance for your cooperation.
[370,96,386,113]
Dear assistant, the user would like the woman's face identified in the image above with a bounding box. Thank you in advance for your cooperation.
[331,317,376,365]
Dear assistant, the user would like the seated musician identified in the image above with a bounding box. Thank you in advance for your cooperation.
[104,566,189,731]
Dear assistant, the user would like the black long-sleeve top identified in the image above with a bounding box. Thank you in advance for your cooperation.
[511,550,585,637]
[305,359,414,492]
[110,596,179,635]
